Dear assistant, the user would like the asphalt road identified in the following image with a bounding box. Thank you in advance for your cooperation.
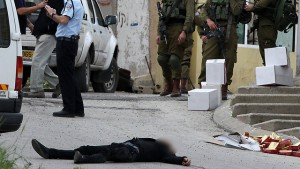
[1,92,300,169]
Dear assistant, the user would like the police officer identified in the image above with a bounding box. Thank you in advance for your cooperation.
[31,138,191,166]
[45,0,84,117]
[23,0,64,98]
[157,0,194,97]
[197,0,244,100]
[245,1,277,65]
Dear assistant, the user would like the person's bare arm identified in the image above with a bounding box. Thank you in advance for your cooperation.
[45,5,70,25]
[26,18,34,32]
[16,1,47,15]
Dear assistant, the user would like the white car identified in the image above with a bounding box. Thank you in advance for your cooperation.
[0,0,23,133]
[22,0,119,93]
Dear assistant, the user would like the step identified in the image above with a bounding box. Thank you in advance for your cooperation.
[232,103,300,117]
[276,127,300,139]
[237,113,300,125]
[231,94,300,106]
[238,86,300,94]
[253,120,300,131]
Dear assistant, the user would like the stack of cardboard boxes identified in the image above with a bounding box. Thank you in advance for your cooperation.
[256,47,293,86]
[188,59,225,111]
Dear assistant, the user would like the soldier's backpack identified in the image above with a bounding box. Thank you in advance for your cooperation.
[274,0,298,33]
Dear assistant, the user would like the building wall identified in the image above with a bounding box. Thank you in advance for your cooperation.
[116,0,150,77]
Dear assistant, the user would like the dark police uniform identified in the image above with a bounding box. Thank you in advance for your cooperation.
[52,0,84,117]
[32,138,188,165]
[157,0,194,97]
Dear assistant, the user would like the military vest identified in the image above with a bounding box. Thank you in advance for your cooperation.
[162,0,186,20]
[208,0,230,21]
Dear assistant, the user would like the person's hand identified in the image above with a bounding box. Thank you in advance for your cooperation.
[156,36,161,44]
[36,1,47,9]
[28,23,34,32]
[45,5,56,18]
[244,4,254,12]
[207,19,217,30]
[200,35,208,43]
[178,31,186,44]
[182,157,191,166]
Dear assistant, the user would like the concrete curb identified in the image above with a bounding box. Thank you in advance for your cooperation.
[213,99,273,136]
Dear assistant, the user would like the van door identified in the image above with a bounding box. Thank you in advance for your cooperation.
[91,0,110,66]
[0,0,21,92]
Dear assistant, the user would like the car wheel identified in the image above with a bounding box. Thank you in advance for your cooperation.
[92,58,119,93]
[75,52,90,92]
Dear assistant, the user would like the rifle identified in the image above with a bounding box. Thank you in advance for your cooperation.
[200,22,226,58]
[157,2,168,44]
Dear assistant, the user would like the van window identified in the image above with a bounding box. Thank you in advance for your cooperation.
[0,0,10,48]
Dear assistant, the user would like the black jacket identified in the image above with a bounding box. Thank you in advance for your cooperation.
[32,0,64,37]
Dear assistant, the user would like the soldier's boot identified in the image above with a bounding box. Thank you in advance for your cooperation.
[180,79,188,94]
[74,151,106,164]
[171,79,181,97]
[222,84,228,100]
[160,79,173,96]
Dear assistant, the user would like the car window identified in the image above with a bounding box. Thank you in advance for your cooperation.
[92,0,104,26]
[0,0,10,48]
[87,0,95,23]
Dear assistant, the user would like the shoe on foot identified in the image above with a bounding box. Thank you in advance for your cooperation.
[74,151,85,164]
[75,110,85,117]
[23,91,45,98]
[31,139,50,159]
[53,110,75,118]
[52,84,61,98]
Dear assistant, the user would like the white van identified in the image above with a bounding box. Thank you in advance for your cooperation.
[0,0,23,133]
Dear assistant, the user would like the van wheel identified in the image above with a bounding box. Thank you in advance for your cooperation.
[92,58,119,93]
[75,53,90,92]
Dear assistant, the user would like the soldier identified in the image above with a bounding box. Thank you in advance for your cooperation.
[180,33,194,94]
[197,0,244,100]
[244,1,277,65]
[157,0,194,97]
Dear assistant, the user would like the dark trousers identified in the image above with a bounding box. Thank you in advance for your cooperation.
[56,40,84,113]
[49,143,138,162]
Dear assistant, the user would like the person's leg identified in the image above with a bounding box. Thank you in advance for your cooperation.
[25,35,56,98]
[74,145,112,163]
[181,35,193,93]
[157,54,173,96]
[169,54,182,97]
[31,139,75,160]
[44,65,59,88]
[257,23,278,65]
[223,25,238,100]
[54,41,79,116]
[198,37,220,86]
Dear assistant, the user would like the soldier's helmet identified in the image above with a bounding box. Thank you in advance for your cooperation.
[237,10,252,24]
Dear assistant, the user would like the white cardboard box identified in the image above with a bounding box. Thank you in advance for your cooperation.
[188,89,218,111]
[201,82,222,106]
[256,65,293,86]
[265,47,290,66]
[206,59,226,85]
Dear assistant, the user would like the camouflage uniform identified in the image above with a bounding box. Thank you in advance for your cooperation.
[252,0,277,65]
[157,0,194,97]
[197,0,243,99]
[180,31,194,94]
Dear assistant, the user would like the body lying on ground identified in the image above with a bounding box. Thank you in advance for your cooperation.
[31,137,191,166]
